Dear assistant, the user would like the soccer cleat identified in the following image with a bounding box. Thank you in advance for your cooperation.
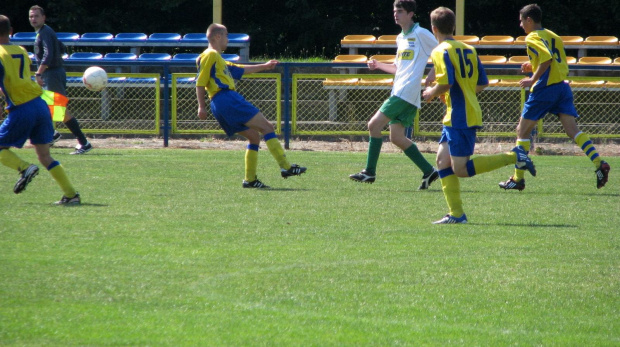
[70,141,93,155]
[433,214,468,224]
[55,193,81,205]
[418,167,439,190]
[595,161,610,189]
[242,179,270,189]
[281,164,306,178]
[50,131,62,146]
[349,170,376,183]
[512,145,536,176]
[499,176,526,191]
[13,164,39,194]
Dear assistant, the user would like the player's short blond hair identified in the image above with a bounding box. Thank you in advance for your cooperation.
[206,23,227,41]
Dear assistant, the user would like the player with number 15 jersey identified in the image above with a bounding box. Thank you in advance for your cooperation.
[430,39,488,129]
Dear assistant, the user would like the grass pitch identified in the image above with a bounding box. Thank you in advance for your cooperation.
[1,147,618,345]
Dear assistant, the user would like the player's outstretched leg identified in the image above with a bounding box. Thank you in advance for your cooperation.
[595,161,610,189]
[263,132,306,179]
[0,149,39,194]
[512,145,536,176]
[14,164,39,194]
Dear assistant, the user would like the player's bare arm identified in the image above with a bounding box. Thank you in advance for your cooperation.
[243,60,279,74]
[367,59,397,74]
[423,83,450,102]
[196,87,208,120]
[520,59,551,88]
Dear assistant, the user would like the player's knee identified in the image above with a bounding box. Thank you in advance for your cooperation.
[452,165,469,177]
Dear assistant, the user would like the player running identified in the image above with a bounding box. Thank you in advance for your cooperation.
[499,4,610,191]
[423,7,535,224]
[0,14,80,204]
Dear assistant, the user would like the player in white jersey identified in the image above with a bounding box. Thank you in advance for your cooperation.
[350,0,440,189]
[392,22,438,107]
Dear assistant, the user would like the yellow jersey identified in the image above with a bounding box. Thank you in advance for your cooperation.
[196,48,245,99]
[430,39,488,129]
[0,44,43,109]
[525,29,569,91]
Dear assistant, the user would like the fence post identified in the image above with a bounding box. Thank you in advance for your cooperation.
[283,63,291,149]
[162,64,170,147]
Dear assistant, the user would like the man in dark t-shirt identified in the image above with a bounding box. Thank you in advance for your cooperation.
[29,5,93,155]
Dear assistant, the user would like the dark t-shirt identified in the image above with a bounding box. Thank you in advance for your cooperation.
[34,25,65,68]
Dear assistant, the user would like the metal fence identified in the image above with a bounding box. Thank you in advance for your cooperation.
[1,64,619,145]
[60,73,161,134]
[171,73,281,134]
[291,74,620,138]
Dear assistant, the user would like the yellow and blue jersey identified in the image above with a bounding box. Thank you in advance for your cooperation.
[525,29,569,92]
[0,44,43,110]
[196,48,245,99]
[431,39,488,129]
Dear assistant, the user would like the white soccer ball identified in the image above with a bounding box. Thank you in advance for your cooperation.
[82,66,108,91]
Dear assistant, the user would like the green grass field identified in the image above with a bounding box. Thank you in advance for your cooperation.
[1,147,618,346]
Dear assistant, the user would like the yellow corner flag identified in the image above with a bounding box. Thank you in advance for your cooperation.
[41,90,68,122]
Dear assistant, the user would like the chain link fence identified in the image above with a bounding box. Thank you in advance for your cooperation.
[61,73,161,134]
[292,74,620,138]
[1,69,619,140]
[0,73,160,134]
[171,73,281,134]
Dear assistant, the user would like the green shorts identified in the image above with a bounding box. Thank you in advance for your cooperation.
[379,96,418,127]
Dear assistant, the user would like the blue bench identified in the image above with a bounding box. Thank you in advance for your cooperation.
[10,31,251,62]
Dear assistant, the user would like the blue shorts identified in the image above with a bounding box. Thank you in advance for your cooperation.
[0,97,54,148]
[438,126,477,157]
[210,90,260,137]
[42,67,68,97]
[522,82,579,121]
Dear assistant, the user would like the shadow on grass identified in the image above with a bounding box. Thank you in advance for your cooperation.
[41,203,109,207]
[472,222,578,228]
[256,188,312,192]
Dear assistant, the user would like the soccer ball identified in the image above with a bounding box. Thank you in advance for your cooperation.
[82,66,108,91]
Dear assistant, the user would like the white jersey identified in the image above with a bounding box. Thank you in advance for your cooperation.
[392,23,438,107]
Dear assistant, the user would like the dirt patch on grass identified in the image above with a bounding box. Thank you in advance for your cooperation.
[49,135,619,157]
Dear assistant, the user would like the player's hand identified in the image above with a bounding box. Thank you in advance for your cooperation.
[519,77,534,88]
[264,60,279,69]
[367,59,378,70]
[521,62,533,73]
[197,107,208,120]
[35,75,44,86]
[422,87,434,102]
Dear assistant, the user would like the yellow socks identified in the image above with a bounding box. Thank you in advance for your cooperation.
[0,149,30,172]
[264,133,290,170]
[574,132,602,168]
[468,153,515,176]
[245,144,259,181]
[439,168,464,218]
[47,161,77,198]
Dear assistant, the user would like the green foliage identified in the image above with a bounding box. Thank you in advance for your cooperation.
[0,148,618,345]
[4,1,618,59]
